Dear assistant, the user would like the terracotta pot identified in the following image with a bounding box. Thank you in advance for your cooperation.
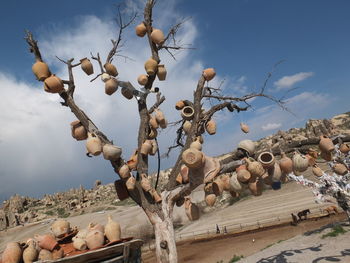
[127,150,138,170]
[155,109,165,124]
[141,140,152,155]
[44,75,64,93]
[32,60,50,81]
[86,133,102,156]
[236,166,251,183]
[105,215,121,242]
[141,174,152,192]
[125,176,136,191]
[157,64,167,81]
[333,163,348,175]
[103,144,122,161]
[117,164,131,179]
[86,230,105,250]
[312,165,323,177]
[2,242,22,263]
[149,115,159,129]
[23,240,38,263]
[150,29,165,45]
[72,236,87,251]
[319,135,335,153]
[135,23,147,37]
[104,63,118,77]
[190,139,202,151]
[144,58,158,75]
[137,74,148,86]
[248,177,263,196]
[150,189,162,203]
[101,73,111,82]
[320,150,332,161]
[148,128,158,139]
[339,143,350,154]
[292,152,309,173]
[175,100,185,110]
[212,177,224,196]
[70,120,88,141]
[150,140,158,156]
[52,247,64,260]
[181,165,189,183]
[121,87,133,100]
[229,172,243,192]
[240,122,249,133]
[245,157,265,177]
[184,198,199,221]
[205,194,216,207]
[267,162,282,182]
[279,152,293,174]
[35,234,58,251]
[182,121,192,134]
[38,250,53,261]
[181,106,194,120]
[202,68,216,81]
[257,152,275,168]
[182,148,204,169]
[88,222,105,233]
[114,180,129,201]
[205,120,216,135]
[105,78,118,95]
[51,219,70,238]
[80,58,93,75]
[238,140,256,156]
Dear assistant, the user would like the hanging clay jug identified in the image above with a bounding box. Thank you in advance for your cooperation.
[88,222,105,233]
[175,100,185,110]
[52,247,64,260]
[182,148,204,169]
[104,63,118,77]
[150,140,158,156]
[149,115,159,129]
[237,140,256,156]
[86,230,105,250]
[236,165,251,183]
[150,28,165,45]
[105,215,121,242]
[312,164,323,177]
[333,163,348,175]
[127,150,138,170]
[44,75,64,93]
[101,73,111,82]
[35,234,58,251]
[245,157,265,177]
[279,152,293,174]
[181,165,189,183]
[155,109,165,124]
[144,58,158,75]
[320,150,332,161]
[86,133,102,156]
[248,177,263,196]
[141,140,152,155]
[157,64,167,81]
[105,78,118,95]
[114,180,129,200]
[292,152,309,173]
[182,121,192,134]
[190,138,202,151]
[70,120,88,141]
[319,135,335,153]
[141,173,152,192]
[32,60,50,81]
[23,240,38,263]
[339,143,350,154]
[257,152,275,168]
[268,162,282,182]
[51,219,70,238]
[202,68,216,81]
[80,58,94,75]
[148,128,158,139]
[137,74,148,86]
[206,119,216,135]
[121,87,134,100]
[184,197,199,221]
[181,106,194,120]
[38,250,53,261]
[229,172,243,192]
[135,23,147,37]
[150,189,162,203]
[240,122,249,133]
[126,175,136,191]
[72,236,87,251]
[103,144,122,161]
[205,194,216,207]
[2,242,22,263]
[117,164,131,179]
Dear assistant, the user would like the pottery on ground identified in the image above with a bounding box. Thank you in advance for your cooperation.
[105,215,121,242]
[23,240,38,263]
[2,242,22,263]
[319,135,335,153]
[245,157,265,177]
[35,234,58,251]
[257,152,275,168]
[229,172,243,192]
[292,152,309,173]
[38,250,53,261]
[236,165,251,183]
[72,236,87,251]
[279,152,293,174]
[51,219,70,238]
[312,164,324,177]
[339,143,350,154]
[85,230,105,250]
[333,163,348,175]
[205,194,216,207]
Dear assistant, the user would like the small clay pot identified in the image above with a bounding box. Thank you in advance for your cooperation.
[202,68,216,81]
[175,100,185,110]
[105,215,121,242]
[148,128,158,139]
[32,60,50,81]
[150,29,165,45]
[35,234,58,251]
[135,23,147,37]
[105,78,118,95]
[86,230,105,250]
[236,165,251,183]
[70,120,88,141]
[44,75,64,93]
[141,140,152,155]
[52,247,64,260]
[312,164,323,177]
[279,152,293,174]
[150,140,158,156]
[240,122,249,133]
[157,64,167,81]
[257,152,275,168]
[205,194,216,207]
[137,74,148,86]
[248,177,263,196]
[150,189,162,203]
[245,157,265,177]
[103,144,122,161]
[238,140,256,156]
[339,143,350,154]
[333,163,348,175]
[140,174,152,192]
[182,148,204,169]
[86,133,102,156]
[320,150,332,161]
[212,177,224,196]
[319,135,335,153]
[121,87,133,100]
[2,242,22,263]
[80,58,93,75]
[181,106,194,120]
[51,219,70,238]
[190,139,202,151]
[267,162,282,182]
[205,120,216,135]
[72,236,87,251]
[184,198,199,221]
[126,176,136,191]
[104,63,118,77]
[88,222,105,233]
[181,165,189,183]
[182,121,192,134]
[292,152,309,173]
[117,164,131,179]
[144,58,158,75]
[127,150,138,170]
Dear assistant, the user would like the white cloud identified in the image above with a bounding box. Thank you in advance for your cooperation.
[274,72,314,90]
[261,122,282,131]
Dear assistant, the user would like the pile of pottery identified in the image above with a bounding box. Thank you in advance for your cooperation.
[32,60,64,94]
[1,216,122,263]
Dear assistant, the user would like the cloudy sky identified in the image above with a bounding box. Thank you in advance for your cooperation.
[0,0,349,202]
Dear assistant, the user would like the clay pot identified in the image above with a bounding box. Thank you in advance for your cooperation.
[86,133,102,156]
[149,115,159,129]
[35,234,58,251]
[51,219,70,238]
[333,163,348,175]
[125,176,136,191]
[257,152,275,168]
[245,157,265,177]
[114,180,129,201]
[240,122,249,133]
[150,189,162,203]
[320,150,332,161]
[105,215,121,242]
[312,165,323,177]
[23,240,38,263]
[44,75,64,93]
[104,63,118,77]
[141,174,152,192]
[121,87,133,100]
[268,162,282,182]
[339,143,350,154]
[248,177,263,196]
[70,120,88,141]
[141,140,152,155]
[205,194,216,207]
[184,198,199,221]
[80,58,94,75]
[105,78,118,95]
[202,68,216,81]
[230,172,243,192]
[181,165,189,183]
[38,250,53,261]
[150,140,158,156]
[86,230,105,250]
[181,106,194,120]
[117,164,131,179]
[190,139,202,151]
[32,60,50,81]
[279,152,293,174]
[103,144,122,161]
[212,177,224,196]
[72,236,87,251]
[182,148,204,169]
[101,73,111,82]
[88,222,105,233]
[150,29,165,45]
[127,150,138,170]
[137,74,148,86]
[319,135,335,153]
[182,121,192,134]
[135,23,147,37]
[52,247,64,260]
[236,165,251,183]
[144,58,158,75]
[292,152,309,173]
[305,154,316,166]
[238,140,256,156]
[205,120,216,135]
[2,242,22,263]
[154,110,167,129]
[148,128,158,139]
[175,100,185,110]
[157,64,167,81]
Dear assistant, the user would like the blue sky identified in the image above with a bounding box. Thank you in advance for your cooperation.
[0,0,349,202]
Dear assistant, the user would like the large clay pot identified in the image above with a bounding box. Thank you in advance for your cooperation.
[144,58,158,75]
[157,64,167,81]
[238,140,256,156]
[240,122,249,133]
[202,68,216,81]
[245,157,265,177]
[141,174,152,192]
[248,177,263,196]
[181,106,194,120]
[149,115,159,129]
[86,230,105,250]
[103,144,122,161]
[182,148,204,169]
[150,29,165,45]
[339,143,350,154]
[125,176,136,191]
[319,135,335,153]
[182,121,192,134]
[141,140,152,155]
[104,63,118,77]
[292,152,309,173]
[105,215,121,242]
[114,180,129,201]
[80,58,94,75]
[184,197,199,221]
[229,172,243,192]
[44,75,64,93]
[121,87,133,100]
[32,60,50,81]
[23,240,38,263]
[70,120,88,141]
[205,120,216,135]
[35,234,58,251]
[72,236,87,251]
[117,164,131,179]
[51,219,70,238]
[127,150,138,170]
[150,140,158,156]
[105,78,118,95]
[38,250,53,261]
[150,189,162,203]
[135,23,147,37]
[137,74,148,86]
[175,100,185,110]
[333,163,348,175]
[279,152,293,174]
[257,152,275,168]
[2,242,22,263]
[312,164,323,177]
[205,194,216,207]
[86,133,102,156]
